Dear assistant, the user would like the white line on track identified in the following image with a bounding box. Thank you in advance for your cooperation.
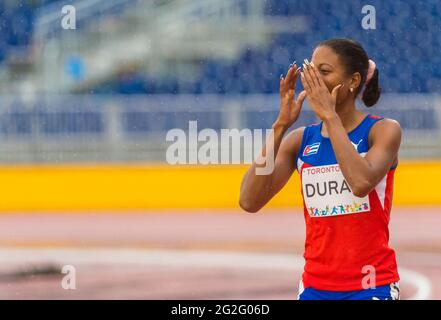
[0,247,432,300]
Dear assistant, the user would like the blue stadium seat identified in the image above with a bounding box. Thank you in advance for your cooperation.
[2,0,440,94]
[108,0,438,95]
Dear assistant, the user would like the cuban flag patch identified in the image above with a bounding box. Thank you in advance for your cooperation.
[303,142,320,156]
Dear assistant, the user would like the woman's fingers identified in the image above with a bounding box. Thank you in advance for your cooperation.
[280,63,296,94]
[309,62,325,88]
[296,90,307,107]
[285,63,297,89]
[300,70,311,92]
[331,83,344,101]
[303,60,317,88]
[279,74,285,94]
[288,64,299,89]
[282,59,325,95]
[291,67,301,92]
[301,61,315,91]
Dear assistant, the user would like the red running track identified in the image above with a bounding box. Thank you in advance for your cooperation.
[0,207,439,299]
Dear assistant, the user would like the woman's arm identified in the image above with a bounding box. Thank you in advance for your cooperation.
[239,63,306,213]
[323,115,401,197]
[239,126,304,212]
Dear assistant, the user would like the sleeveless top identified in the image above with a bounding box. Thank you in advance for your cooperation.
[295,114,400,291]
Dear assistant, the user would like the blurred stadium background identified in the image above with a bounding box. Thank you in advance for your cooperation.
[0,0,440,299]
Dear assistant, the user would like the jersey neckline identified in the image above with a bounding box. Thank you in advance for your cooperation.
[319,113,371,140]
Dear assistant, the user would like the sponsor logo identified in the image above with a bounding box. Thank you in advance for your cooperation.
[351,139,363,151]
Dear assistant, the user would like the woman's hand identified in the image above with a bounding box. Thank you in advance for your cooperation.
[300,59,343,121]
[274,63,307,129]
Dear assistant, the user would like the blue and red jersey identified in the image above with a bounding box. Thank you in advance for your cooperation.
[295,114,400,291]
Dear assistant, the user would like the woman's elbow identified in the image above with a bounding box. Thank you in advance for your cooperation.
[351,182,373,198]
[352,189,369,198]
[239,198,261,213]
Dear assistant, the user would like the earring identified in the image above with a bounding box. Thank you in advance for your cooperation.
[350,87,354,92]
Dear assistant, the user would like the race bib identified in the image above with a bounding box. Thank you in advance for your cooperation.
[301,164,371,218]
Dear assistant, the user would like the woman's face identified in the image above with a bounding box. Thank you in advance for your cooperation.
[310,45,358,104]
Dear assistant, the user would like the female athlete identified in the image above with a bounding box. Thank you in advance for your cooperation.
[239,38,401,300]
